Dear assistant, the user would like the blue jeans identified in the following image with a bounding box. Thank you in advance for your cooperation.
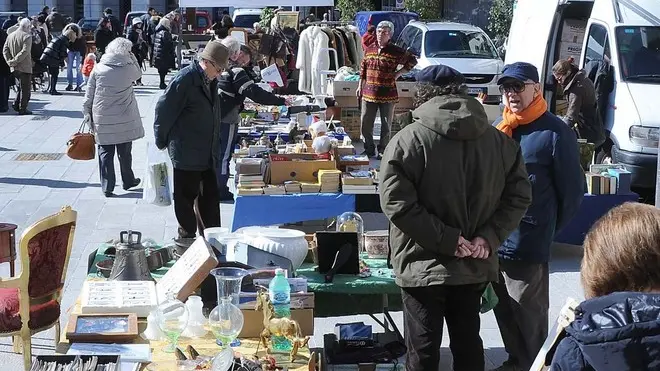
[67,51,83,86]
[215,122,239,197]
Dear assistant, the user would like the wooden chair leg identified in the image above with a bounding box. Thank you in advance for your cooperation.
[12,335,22,354]
[54,321,61,345]
[22,335,32,371]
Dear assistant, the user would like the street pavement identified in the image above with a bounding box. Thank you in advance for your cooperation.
[0,69,585,369]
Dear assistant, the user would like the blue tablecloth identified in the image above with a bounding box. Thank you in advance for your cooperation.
[231,193,356,231]
[554,193,639,245]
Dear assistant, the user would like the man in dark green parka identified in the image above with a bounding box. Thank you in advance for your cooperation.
[379,65,532,371]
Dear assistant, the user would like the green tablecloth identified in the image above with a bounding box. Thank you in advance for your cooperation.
[89,245,402,317]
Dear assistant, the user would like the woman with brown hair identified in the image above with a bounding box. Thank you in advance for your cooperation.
[550,202,660,370]
[552,58,606,147]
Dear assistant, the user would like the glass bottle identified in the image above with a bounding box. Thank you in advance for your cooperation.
[336,212,365,252]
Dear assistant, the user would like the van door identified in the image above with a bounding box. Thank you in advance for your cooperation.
[504,0,560,70]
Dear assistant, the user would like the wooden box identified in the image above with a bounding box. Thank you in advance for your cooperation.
[239,308,314,338]
[269,153,337,184]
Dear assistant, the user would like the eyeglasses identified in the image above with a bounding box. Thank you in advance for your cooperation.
[498,81,536,94]
[206,59,223,74]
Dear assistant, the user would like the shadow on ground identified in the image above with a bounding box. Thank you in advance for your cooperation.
[0,177,99,189]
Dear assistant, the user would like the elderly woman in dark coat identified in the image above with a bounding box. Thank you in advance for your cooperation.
[153,17,175,89]
[552,58,606,147]
[40,27,76,95]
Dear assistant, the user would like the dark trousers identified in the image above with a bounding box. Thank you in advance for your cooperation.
[0,75,9,111]
[158,69,168,87]
[98,142,137,194]
[13,71,31,111]
[173,168,221,238]
[48,65,60,93]
[216,122,239,197]
[360,100,394,155]
[402,283,487,371]
[493,260,550,370]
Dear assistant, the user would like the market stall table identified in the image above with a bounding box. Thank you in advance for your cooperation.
[57,279,315,370]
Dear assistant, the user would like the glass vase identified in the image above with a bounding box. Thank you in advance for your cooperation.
[209,297,244,349]
[337,212,364,252]
[155,294,189,353]
[210,267,247,346]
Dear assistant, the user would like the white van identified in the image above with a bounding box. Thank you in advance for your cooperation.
[505,0,660,190]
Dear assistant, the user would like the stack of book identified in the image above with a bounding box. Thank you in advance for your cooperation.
[263,185,286,195]
[238,174,265,188]
[284,181,302,194]
[318,169,342,193]
[301,182,321,193]
[342,184,378,194]
[585,173,617,195]
[342,171,374,186]
[236,187,264,196]
[586,164,632,195]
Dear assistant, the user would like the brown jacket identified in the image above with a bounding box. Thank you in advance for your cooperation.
[2,29,32,74]
[563,69,605,146]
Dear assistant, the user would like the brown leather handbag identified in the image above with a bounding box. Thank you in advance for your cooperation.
[66,118,96,160]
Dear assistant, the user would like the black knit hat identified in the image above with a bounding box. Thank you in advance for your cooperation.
[416,65,465,86]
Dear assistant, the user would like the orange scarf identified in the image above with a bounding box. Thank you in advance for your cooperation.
[496,95,548,137]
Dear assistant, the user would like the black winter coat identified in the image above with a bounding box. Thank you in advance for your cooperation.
[550,292,660,371]
[153,26,175,71]
[154,61,221,171]
[40,34,69,67]
[126,27,146,62]
[0,29,10,77]
[94,28,114,55]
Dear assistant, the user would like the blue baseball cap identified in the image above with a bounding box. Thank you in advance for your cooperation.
[416,65,465,86]
[497,62,540,84]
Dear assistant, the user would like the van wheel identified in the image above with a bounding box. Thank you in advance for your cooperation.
[595,139,613,164]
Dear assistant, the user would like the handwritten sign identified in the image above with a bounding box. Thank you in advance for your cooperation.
[156,237,218,303]
[260,63,284,87]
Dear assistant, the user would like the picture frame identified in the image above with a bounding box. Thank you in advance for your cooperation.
[66,313,138,343]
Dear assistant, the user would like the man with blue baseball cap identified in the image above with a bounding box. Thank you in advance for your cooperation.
[380,64,532,371]
[490,62,584,371]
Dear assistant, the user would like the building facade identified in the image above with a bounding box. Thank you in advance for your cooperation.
[0,0,172,23]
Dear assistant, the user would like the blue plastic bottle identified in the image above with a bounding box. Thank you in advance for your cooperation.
[268,268,292,351]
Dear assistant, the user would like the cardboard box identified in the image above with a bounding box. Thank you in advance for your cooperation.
[269,153,337,184]
[340,107,362,141]
[558,41,583,62]
[561,19,587,43]
[335,95,360,109]
[239,308,314,337]
[332,80,360,97]
[397,81,417,98]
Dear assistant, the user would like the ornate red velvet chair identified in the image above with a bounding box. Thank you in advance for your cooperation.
[0,206,77,370]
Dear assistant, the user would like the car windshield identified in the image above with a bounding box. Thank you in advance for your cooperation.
[617,26,660,82]
[424,30,498,59]
[233,14,261,28]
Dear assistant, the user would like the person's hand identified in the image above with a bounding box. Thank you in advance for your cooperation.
[476,92,488,104]
[355,88,361,98]
[455,236,474,258]
[470,237,490,259]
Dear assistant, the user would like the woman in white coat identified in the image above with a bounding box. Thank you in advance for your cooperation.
[83,38,144,197]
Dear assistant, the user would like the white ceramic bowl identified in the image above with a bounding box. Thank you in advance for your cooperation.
[237,227,308,269]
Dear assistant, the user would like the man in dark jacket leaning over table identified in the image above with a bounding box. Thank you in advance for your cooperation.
[379,64,532,371]
[154,41,229,239]
[491,62,585,371]
[216,38,286,201]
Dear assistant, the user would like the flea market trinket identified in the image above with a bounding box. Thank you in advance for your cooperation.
[259,133,272,148]
[274,133,285,146]
[255,291,310,362]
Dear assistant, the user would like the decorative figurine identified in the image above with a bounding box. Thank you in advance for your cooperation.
[241,139,249,150]
[255,291,310,362]
[259,133,272,148]
[274,132,285,146]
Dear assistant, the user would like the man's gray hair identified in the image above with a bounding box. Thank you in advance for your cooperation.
[105,37,134,56]
[18,18,31,33]
[220,36,240,58]
[377,20,394,35]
